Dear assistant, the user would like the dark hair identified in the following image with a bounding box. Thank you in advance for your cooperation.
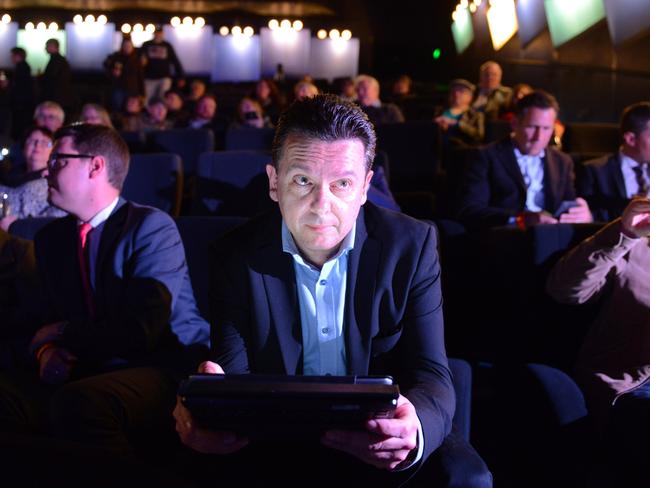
[147,96,166,107]
[54,124,130,191]
[271,94,376,171]
[11,47,26,58]
[46,38,59,49]
[621,102,650,137]
[514,90,560,118]
[24,125,54,141]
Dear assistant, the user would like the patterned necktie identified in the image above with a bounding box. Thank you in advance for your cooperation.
[633,163,650,197]
[77,222,95,318]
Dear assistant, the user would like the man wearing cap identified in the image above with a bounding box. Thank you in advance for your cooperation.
[141,27,185,104]
[435,78,484,147]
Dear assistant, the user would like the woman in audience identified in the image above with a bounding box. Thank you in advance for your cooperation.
[434,78,484,147]
[123,96,172,132]
[0,126,66,230]
[252,78,285,126]
[293,81,319,101]
[233,97,272,129]
[80,103,114,128]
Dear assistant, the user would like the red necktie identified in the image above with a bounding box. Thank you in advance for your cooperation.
[77,222,95,318]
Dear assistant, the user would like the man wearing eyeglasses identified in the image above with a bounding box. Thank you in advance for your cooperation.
[0,123,209,479]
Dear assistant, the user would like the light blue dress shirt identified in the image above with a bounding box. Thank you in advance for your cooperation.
[282,221,355,376]
[620,150,650,199]
[514,147,546,212]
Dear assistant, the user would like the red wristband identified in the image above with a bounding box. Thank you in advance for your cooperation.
[515,212,526,231]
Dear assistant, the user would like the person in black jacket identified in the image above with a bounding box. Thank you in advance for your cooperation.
[141,27,184,104]
[103,37,144,112]
[41,39,74,114]
[6,47,35,140]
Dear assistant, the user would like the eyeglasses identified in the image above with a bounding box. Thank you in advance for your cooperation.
[47,152,95,171]
[25,138,53,148]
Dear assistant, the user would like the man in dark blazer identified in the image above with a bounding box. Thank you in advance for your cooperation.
[41,38,74,114]
[457,90,592,230]
[0,124,209,461]
[578,102,650,222]
[174,95,491,487]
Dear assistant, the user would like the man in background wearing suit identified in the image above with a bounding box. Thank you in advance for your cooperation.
[457,90,592,230]
[174,95,491,487]
[0,124,209,475]
[578,102,650,222]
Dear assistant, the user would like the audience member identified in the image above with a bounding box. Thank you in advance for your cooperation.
[252,78,285,126]
[173,94,491,487]
[0,126,65,230]
[164,89,189,126]
[233,97,272,129]
[434,78,484,147]
[186,94,227,132]
[356,74,405,125]
[578,102,650,222]
[457,90,592,230]
[122,96,172,132]
[391,74,413,100]
[103,37,144,112]
[184,79,207,115]
[546,198,650,486]
[471,61,512,121]
[40,39,74,114]
[80,103,114,128]
[34,101,65,133]
[118,94,145,130]
[141,27,184,103]
[293,81,319,101]
[338,77,357,102]
[6,47,35,140]
[0,124,209,468]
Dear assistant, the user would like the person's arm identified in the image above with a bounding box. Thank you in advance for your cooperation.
[166,42,185,79]
[546,199,650,304]
[36,211,201,361]
[458,110,485,144]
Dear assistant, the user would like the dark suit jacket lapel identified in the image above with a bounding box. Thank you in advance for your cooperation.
[252,211,302,374]
[94,198,128,310]
[611,153,627,199]
[499,139,527,201]
[56,217,88,319]
[543,149,562,212]
[345,207,380,375]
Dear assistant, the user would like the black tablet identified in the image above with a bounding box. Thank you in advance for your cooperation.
[178,374,400,436]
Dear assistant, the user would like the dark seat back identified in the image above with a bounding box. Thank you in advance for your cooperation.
[122,153,183,216]
[225,127,275,151]
[375,121,442,192]
[562,123,619,153]
[9,217,56,240]
[151,129,215,176]
[175,216,247,318]
[193,150,272,217]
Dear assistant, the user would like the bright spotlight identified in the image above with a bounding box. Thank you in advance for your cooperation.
[73,14,83,24]
[85,14,95,23]
[183,16,192,26]
[145,23,155,33]
[243,26,254,37]
[280,19,291,30]
[329,29,340,39]
[25,22,34,31]
[231,25,242,36]
[317,29,327,39]
[1,14,11,24]
[171,16,181,27]
[121,23,132,34]
[292,20,303,31]
[195,17,205,27]
[48,22,58,31]
[133,23,143,32]
[37,22,46,30]
[268,19,279,30]
[98,15,107,24]
[341,29,351,40]
[219,26,229,36]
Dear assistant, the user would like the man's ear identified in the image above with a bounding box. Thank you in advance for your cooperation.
[360,169,374,205]
[266,164,279,202]
[623,131,637,148]
[88,155,106,180]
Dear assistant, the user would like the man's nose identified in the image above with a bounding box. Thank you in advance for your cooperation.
[311,184,332,213]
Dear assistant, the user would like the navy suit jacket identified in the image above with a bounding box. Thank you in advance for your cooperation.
[209,203,455,464]
[457,137,577,229]
[34,199,209,373]
[577,153,629,222]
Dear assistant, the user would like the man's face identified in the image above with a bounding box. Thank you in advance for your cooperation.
[266,135,373,267]
[82,107,103,125]
[45,42,57,55]
[165,92,183,111]
[196,98,216,120]
[512,107,557,156]
[357,80,379,106]
[45,136,94,215]
[626,121,650,164]
[480,63,502,91]
[35,108,63,132]
[23,130,53,171]
[148,102,167,123]
[449,87,472,108]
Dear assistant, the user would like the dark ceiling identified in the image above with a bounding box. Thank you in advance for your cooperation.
[0,0,337,16]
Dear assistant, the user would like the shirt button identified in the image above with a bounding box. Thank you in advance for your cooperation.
[321,327,329,334]
[319,279,327,286]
